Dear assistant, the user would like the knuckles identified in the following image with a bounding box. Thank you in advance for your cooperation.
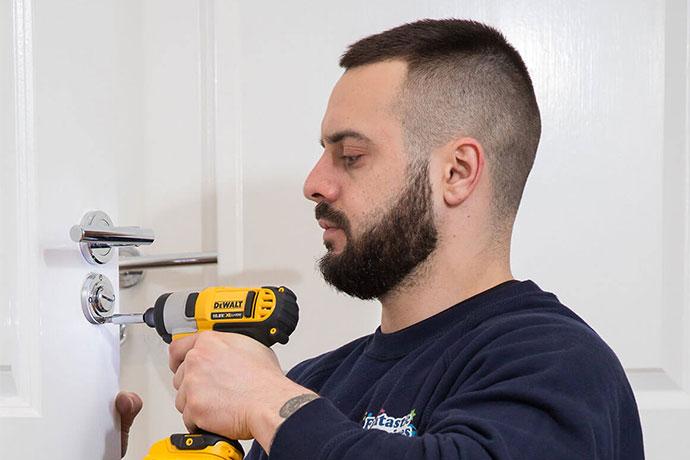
[175,393,184,413]
[195,330,219,348]
[184,348,200,366]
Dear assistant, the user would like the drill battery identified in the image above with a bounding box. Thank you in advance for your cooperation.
[144,433,244,460]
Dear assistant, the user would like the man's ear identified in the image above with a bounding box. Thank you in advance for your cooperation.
[442,137,485,207]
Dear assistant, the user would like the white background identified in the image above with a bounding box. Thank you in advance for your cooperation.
[0,0,687,459]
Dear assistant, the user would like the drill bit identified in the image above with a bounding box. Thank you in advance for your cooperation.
[104,308,157,327]
[105,313,145,325]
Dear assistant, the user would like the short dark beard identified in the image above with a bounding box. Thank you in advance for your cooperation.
[317,161,438,300]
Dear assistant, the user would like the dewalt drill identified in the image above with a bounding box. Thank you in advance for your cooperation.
[109,285,299,459]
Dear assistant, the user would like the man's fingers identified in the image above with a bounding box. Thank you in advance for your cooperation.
[173,362,185,390]
[168,334,199,372]
[116,391,143,458]
[175,386,186,414]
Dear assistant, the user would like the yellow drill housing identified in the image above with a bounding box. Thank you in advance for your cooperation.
[144,433,244,460]
[144,286,298,346]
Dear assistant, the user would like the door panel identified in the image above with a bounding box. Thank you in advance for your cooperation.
[0,0,140,458]
[0,0,40,417]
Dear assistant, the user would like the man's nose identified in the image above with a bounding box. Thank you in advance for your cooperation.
[303,155,339,203]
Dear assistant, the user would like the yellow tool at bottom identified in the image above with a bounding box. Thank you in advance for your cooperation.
[128,286,299,460]
[144,433,244,460]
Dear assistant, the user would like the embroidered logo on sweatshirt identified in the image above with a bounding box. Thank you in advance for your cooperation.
[362,408,417,437]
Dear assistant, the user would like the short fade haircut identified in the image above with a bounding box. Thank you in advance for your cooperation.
[340,19,541,227]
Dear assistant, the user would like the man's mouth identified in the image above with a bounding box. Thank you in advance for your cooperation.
[318,219,344,246]
[314,202,350,236]
[318,219,338,231]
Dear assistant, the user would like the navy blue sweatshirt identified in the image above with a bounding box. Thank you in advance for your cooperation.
[247,280,644,459]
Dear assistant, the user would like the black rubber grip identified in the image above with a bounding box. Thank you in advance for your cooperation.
[154,293,173,344]
[185,292,199,319]
[244,290,256,318]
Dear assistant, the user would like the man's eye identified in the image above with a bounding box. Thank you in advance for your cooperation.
[342,155,362,167]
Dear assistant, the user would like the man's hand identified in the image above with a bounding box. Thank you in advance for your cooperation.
[169,331,316,453]
[115,391,143,458]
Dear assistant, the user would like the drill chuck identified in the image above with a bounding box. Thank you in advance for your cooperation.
[143,307,156,328]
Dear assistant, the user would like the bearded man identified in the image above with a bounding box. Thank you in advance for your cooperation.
[120,18,644,459]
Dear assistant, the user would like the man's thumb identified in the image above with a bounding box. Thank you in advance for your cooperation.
[116,391,143,432]
[116,392,143,458]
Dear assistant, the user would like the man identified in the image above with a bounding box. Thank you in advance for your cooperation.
[120,19,644,459]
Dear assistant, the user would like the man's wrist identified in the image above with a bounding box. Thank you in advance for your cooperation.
[278,393,320,419]
[250,380,319,454]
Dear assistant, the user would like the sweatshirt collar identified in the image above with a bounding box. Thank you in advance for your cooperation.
[364,279,547,360]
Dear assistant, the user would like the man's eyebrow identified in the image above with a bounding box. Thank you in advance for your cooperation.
[319,130,372,148]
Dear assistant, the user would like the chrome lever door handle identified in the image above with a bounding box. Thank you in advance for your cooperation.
[70,225,154,247]
[70,210,155,265]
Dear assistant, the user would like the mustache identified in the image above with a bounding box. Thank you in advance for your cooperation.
[315,202,351,234]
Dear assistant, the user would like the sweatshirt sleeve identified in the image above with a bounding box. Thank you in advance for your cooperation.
[267,319,641,460]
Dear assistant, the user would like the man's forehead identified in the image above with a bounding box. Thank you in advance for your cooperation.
[321,60,407,145]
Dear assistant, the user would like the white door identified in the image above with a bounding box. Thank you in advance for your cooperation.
[0,0,139,458]
[212,1,690,459]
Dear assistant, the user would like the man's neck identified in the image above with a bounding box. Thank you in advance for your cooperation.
[378,244,513,333]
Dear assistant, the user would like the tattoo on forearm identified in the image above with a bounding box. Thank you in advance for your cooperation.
[279,394,319,419]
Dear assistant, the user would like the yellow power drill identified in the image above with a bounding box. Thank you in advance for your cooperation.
[109,285,298,459]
